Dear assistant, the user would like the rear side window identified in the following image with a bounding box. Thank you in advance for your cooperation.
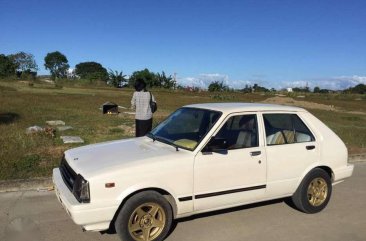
[263,114,315,145]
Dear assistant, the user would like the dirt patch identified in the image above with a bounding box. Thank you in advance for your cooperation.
[262,96,336,111]
[348,147,366,155]
[344,110,366,115]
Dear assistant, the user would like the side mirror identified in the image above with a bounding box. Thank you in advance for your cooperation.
[203,137,228,154]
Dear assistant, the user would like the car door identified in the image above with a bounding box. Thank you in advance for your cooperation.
[194,113,267,211]
[262,112,320,198]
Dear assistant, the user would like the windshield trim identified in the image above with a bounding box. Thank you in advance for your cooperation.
[148,107,223,151]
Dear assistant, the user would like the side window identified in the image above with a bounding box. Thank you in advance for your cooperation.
[263,114,315,145]
[215,114,258,150]
[292,115,315,143]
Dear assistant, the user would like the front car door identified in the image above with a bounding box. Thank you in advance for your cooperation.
[194,113,267,211]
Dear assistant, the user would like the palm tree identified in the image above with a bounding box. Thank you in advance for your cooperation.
[108,69,127,88]
[156,71,176,89]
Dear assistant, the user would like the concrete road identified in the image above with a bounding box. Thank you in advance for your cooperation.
[1,163,365,241]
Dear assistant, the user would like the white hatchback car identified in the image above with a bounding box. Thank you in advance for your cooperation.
[53,103,354,241]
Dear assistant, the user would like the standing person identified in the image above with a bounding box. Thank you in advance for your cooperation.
[131,78,156,137]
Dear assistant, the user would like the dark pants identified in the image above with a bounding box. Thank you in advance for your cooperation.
[135,118,152,137]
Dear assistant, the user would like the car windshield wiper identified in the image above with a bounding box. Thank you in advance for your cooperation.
[147,132,156,142]
[148,133,179,151]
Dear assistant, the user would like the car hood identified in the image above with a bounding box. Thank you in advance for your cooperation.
[64,137,182,178]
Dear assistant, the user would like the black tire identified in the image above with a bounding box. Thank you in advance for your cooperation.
[115,191,173,241]
[291,168,332,214]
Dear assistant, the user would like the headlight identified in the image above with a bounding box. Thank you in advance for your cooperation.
[72,174,90,203]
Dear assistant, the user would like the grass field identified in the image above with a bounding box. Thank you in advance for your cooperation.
[0,80,365,180]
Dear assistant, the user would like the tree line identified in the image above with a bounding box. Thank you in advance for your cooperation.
[0,51,177,89]
[1,51,365,93]
[207,81,273,93]
[207,81,366,94]
[0,52,38,79]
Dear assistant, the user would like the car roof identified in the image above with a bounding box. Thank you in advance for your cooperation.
[183,102,307,114]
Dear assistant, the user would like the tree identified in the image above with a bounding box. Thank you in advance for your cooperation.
[129,68,157,88]
[293,87,310,92]
[108,69,127,87]
[156,71,176,89]
[8,51,38,73]
[313,86,320,93]
[75,62,108,81]
[0,54,17,78]
[44,51,69,80]
[208,81,229,92]
[252,83,269,92]
[241,84,252,93]
[319,88,330,94]
[344,84,366,94]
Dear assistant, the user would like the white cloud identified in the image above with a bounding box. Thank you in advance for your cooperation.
[177,73,228,89]
[177,73,253,89]
[281,75,366,90]
[177,73,366,91]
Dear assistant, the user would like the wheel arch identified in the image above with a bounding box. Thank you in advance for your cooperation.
[295,164,334,192]
[109,187,178,231]
[317,165,334,182]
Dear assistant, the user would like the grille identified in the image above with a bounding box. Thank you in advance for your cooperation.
[59,156,77,191]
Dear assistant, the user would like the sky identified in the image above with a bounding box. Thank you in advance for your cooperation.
[1,0,365,90]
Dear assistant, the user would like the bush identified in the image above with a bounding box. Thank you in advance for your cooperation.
[208,81,229,92]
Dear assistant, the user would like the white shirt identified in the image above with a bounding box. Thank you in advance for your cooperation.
[131,91,156,120]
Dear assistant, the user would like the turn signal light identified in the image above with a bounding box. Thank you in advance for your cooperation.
[105,183,115,188]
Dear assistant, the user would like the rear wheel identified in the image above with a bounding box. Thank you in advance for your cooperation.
[115,191,173,241]
[292,168,332,213]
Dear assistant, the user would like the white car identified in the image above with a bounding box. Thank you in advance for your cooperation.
[53,103,354,241]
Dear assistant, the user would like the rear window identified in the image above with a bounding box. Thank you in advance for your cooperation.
[263,114,315,145]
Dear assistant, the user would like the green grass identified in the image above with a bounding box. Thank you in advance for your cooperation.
[0,80,365,180]
[309,110,366,154]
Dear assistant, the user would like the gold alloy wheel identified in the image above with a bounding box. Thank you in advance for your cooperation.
[307,177,328,207]
[128,202,166,241]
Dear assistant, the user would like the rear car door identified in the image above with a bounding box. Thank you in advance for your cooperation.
[262,112,320,197]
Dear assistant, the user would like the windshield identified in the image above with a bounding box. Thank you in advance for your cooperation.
[149,108,222,150]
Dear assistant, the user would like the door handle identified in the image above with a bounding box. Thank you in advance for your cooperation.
[306,145,315,150]
[250,151,261,156]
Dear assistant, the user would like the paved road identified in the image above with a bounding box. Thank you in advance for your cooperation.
[1,163,365,241]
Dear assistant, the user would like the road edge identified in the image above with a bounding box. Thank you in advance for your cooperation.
[349,153,366,163]
[0,177,53,193]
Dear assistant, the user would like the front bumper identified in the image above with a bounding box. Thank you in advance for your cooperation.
[53,168,118,231]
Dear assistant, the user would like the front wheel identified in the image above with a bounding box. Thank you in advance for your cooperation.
[115,191,173,241]
[292,168,332,214]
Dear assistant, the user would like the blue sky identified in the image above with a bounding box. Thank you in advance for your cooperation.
[1,0,365,89]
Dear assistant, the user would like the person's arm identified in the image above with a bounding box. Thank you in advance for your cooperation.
[131,92,136,110]
[152,93,156,103]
